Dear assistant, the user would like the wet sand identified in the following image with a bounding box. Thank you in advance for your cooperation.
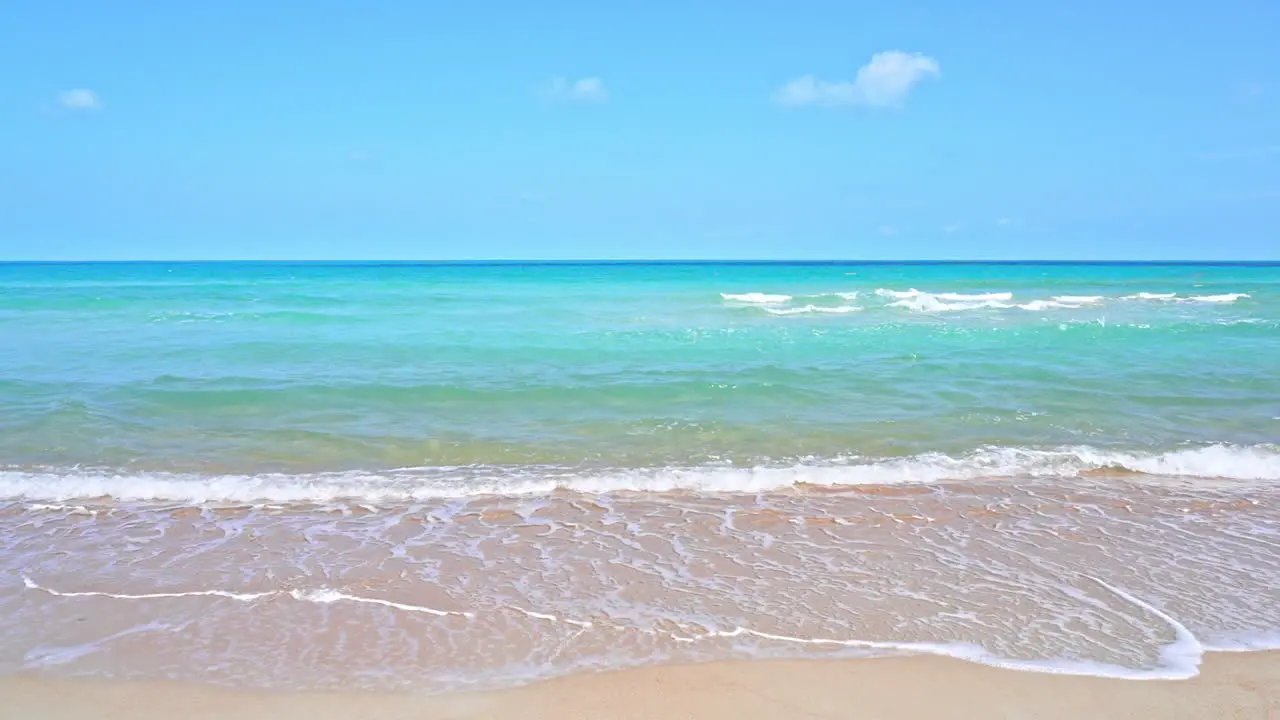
[9,481,1280,689]
[3,651,1277,720]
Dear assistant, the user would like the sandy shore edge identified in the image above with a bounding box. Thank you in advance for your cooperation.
[2,651,1277,720]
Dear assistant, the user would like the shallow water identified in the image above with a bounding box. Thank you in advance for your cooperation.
[1,262,1278,690]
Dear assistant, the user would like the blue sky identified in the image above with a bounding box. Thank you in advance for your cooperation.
[2,0,1277,260]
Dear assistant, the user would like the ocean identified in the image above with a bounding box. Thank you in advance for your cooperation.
[2,261,1278,691]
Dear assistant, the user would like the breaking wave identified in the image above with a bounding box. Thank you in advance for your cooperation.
[721,293,792,304]
[763,304,862,316]
[730,288,1256,314]
[3,444,1277,504]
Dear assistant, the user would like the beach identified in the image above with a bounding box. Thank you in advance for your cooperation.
[4,652,1278,719]
[8,0,1280,706]
[2,262,1278,712]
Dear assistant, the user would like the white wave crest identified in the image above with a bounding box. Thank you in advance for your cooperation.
[1184,293,1250,304]
[876,289,1014,302]
[1019,296,1105,311]
[1018,300,1070,311]
[890,296,1013,312]
[737,288,1254,314]
[721,293,791,304]
[2,445,1276,504]
[1120,292,1251,304]
[937,291,1013,302]
[874,288,917,300]
[764,304,862,316]
[874,288,1015,312]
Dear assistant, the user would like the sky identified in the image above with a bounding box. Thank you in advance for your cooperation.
[1,0,1278,261]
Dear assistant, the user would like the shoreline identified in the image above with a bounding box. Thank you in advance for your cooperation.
[3,650,1277,720]
[6,478,1279,701]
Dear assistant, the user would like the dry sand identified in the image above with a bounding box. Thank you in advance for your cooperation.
[2,651,1277,720]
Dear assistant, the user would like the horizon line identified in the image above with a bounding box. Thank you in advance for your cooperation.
[1,259,1278,266]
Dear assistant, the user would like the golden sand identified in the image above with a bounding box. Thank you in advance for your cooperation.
[2,652,1276,720]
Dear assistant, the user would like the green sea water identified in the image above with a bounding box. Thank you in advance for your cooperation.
[1,261,1278,494]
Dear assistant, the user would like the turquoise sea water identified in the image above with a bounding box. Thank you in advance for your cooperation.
[1,262,1277,487]
[4,261,1280,692]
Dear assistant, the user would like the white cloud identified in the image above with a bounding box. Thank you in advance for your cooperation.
[58,88,101,111]
[995,217,1012,227]
[543,76,608,103]
[943,223,961,233]
[774,51,939,108]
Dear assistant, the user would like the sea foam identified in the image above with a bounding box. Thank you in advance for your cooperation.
[3,444,1277,504]
[764,304,862,316]
[1185,293,1250,303]
[873,288,1014,312]
[721,293,792,304]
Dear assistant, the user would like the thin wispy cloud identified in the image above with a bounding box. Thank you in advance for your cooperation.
[541,76,608,103]
[774,51,939,108]
[943,223,961,234]
[58,88,101,111]
[995,217,1012,227]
